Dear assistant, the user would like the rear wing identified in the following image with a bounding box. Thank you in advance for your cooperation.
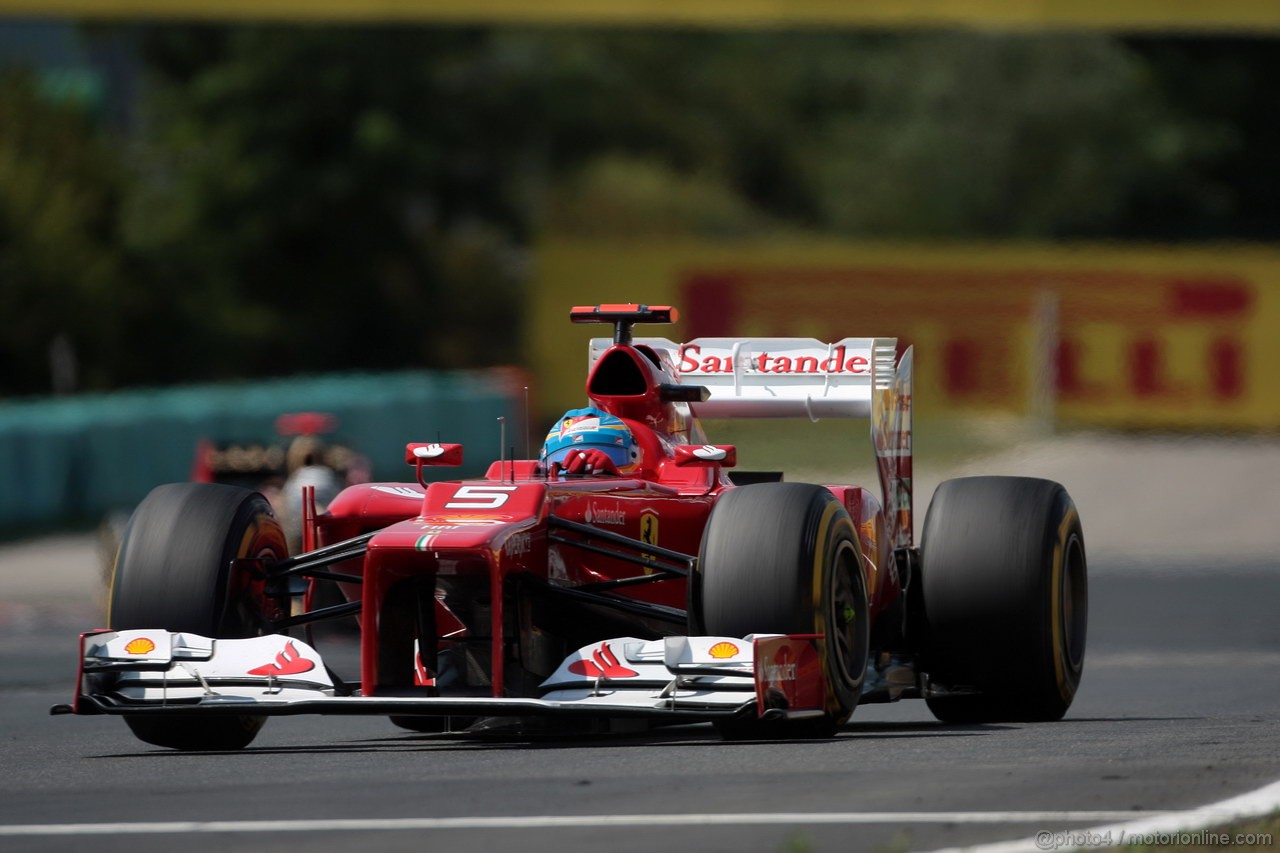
[588,337,914,548]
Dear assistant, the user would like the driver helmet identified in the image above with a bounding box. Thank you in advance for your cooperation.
[541,407,640,474]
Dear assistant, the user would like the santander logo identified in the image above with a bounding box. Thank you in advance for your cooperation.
[679,343,870,375]
[584,503,626,526]
[413,443,447,458]
[764,647,798,683]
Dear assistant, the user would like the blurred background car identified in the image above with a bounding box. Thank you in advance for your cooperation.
[96,412,369,584]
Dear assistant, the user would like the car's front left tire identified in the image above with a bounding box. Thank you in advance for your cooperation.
[110,482,288,750]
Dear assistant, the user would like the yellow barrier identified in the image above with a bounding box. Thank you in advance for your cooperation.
[534,240,1280,430]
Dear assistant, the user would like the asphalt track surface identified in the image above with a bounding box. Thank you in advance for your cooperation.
[1,549,1278,853]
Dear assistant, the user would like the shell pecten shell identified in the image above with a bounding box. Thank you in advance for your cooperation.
[124,637,157,655]
[708,641,740,659]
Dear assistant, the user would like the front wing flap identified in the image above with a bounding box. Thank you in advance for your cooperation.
[58,630,829,723]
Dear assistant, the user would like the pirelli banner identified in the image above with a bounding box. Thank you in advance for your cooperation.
[533,241,1280,430]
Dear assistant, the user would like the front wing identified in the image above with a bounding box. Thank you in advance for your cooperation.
[54,630,829,724]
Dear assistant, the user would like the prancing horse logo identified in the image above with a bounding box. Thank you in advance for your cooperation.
[639,510,659,574]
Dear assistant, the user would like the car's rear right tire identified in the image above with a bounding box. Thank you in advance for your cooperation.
[919,476,1087,723]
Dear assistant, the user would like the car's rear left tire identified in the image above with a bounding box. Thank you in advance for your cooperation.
[919,476,1087,723]
[696,483,869,739]
[110,483,289,750]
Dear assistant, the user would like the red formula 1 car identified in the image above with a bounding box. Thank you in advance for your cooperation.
[55,305,1087,750]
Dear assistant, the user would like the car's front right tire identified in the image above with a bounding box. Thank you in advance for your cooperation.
[696,483,869,738]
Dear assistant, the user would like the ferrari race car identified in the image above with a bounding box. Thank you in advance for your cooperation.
[54,304,1088,749]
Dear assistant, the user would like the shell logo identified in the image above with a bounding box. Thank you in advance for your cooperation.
[708,641,740,659]
[124,637,156,655]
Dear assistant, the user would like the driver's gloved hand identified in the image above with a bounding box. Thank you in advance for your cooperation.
[562,448,620,477]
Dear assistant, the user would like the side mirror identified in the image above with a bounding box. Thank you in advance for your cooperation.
[673,444,737,468]
[658,384,710,403]
[405,443,464,467]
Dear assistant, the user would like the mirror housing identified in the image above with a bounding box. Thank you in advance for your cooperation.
[405,443,464,467]
[673,444,737,468]
[658,383,710,403]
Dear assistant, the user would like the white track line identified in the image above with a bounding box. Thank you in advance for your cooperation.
[4,779,1278,841]
[0,811,1166,837]
[928,778,1280,852]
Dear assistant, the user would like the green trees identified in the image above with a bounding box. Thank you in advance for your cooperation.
[782,33,1222,238]
[0,26,1270,395]
[530,31,1228,239]
[0,70,139,394]
[125,27,530,378]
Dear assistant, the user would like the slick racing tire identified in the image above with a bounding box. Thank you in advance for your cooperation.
[110,483,289,750]
[697,483,869,739]
[920,476,1087,723]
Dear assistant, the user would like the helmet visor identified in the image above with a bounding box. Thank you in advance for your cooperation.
[544,443,635,470]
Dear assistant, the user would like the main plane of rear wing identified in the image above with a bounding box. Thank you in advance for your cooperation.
[589,336,902,420]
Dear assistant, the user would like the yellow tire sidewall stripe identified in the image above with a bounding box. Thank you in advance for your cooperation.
[1050,506,1080,703]
[811,499,857,718]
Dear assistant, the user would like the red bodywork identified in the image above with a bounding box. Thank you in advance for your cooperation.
[310,311,902,699]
